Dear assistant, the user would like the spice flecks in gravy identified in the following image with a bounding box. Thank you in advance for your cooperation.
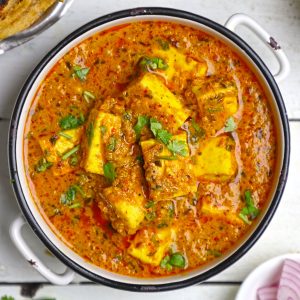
[23,21,276,277]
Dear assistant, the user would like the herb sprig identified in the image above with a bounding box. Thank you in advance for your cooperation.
[139,57,168,71]
[150,118,188,157]
[59,114,85,130]
[239,190,260,224]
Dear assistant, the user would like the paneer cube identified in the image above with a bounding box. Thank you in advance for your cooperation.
[192,77,238,132]
[103,186,145,234]
[83,110,121,175]
[141,133,198,201]
[128,227,174,266]
[193,136,236,181]
[125,73,190,132]
[39,127,83,163]
[201,197,243,224]
[38,127,83,176]
[153,46,207,81]
[139,73,190,129]
[103,164,146,235]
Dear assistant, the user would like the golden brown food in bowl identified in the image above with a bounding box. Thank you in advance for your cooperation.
[0,0,57,40]
[23,21,276,277]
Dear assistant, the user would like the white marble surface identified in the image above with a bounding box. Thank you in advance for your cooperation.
[0,0,300,299]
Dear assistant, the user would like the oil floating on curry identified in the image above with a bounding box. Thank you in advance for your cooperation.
[23,22,276,277]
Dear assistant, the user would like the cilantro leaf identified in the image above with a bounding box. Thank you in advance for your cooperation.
[73,66,90,81]
[191,118,205,137]
[100,125,107,135]
[103,162,116,183]
[107,136,117,152]
[167,140,188,157]
[86,122,94,146]
[139,57,168,71]
[150,118,172,144]
[134,115,149,139]
[157,129,172,144]
[157,38,170,50]
[145,200,155,208]
[150,118,163,136]
[59,114,85,130]
[61,145,80,160]
[160,255,172,270]
[239,190,260,224]
[35,157,53,173]
[224,117,236,132]
[60,186,77,205]
[169,252,186,268]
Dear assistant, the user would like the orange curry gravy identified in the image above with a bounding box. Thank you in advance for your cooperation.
[23,21,276,277]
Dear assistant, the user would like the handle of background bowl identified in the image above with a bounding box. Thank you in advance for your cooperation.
[225,13,290,83]
[9,215,75,285]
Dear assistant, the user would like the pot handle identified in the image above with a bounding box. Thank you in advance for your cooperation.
[9,215,75,285]
[225,13,290,83]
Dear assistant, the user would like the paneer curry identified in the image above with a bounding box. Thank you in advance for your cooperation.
[23,21,277,277]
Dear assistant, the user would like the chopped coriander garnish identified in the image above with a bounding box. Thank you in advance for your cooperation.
[60,184,85,207]
[35,157,53,173]
[83,90,95,102]
[86,122,94,146]
[145,200,155,208]
[103,162,116,183]
[160,255,172,271]
[160,252,186,270]
[59,114,85,130]
[145,211,156,221]
[136,155,144,164]
[100,125,107,135]
[69,154,79,166]
[107,136,117,152]
[224,116,237,132]
[58,131,72,140]
[60,186,77,205]
[133,115,149,139]
[157,38,170,50]
[61,145,80,160]
[157,129,172,144]
[191,118,205,137]
[169,252,186,268]
[239,190,260,224]
[149,118,189,157]
[69,202,81,209]
[167,140,188,157]
[139,56,168,71]
[73,65,90,81]
[207,249,222,257]
[155,155,178,160]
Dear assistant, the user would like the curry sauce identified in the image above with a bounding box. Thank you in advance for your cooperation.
[23,21,276,277]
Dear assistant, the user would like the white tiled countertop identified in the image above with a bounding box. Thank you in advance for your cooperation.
[0,0,299,299]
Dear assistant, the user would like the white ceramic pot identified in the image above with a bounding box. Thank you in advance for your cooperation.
[8,8,290,291]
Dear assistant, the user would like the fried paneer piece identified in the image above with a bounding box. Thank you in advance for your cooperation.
[153,45,207,82]
[38,127,83,176]
[141,133,198,201]
[102,164,146,235]
[193,136,237,182]
[128,227,174,266]
[201,196,243,225]
[83,110,122,175]
[125,73,190,133]
[192,76,238,133]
